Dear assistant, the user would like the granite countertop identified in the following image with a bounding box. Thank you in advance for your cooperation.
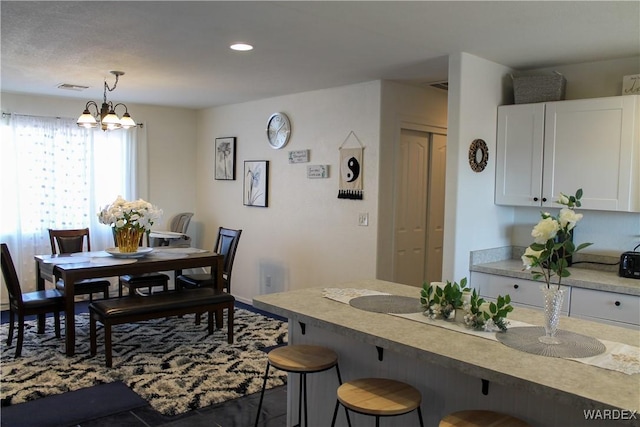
[470,259,640,296]
[469,247,640,296]
[253,279,640,417]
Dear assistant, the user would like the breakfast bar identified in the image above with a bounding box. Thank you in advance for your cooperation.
[253,279,640,427]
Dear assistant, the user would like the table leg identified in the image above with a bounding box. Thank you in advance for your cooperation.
[35,261,46,334]
[60,272,76,356]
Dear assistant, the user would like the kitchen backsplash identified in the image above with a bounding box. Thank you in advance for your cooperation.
[470,247,619,273]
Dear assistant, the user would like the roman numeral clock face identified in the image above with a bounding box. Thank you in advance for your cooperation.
[266,112,291,149]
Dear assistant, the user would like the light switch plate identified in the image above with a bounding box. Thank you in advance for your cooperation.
[358,213,369,226]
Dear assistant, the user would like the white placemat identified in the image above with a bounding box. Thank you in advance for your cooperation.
[41,257,90,264]
[153,248,208,254]
[89,257,138,265]
[322,287,390,304]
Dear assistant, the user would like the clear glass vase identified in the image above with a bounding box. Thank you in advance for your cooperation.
[539,285,565,344]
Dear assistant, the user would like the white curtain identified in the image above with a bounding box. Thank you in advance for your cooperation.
[0,114,142,299]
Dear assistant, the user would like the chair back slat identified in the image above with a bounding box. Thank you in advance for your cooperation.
[215,227,242,290]
[0,243,24,309]
[49,228,91,254]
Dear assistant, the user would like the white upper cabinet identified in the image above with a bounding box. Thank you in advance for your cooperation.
[495,103,546,207]
[496,95,640,211]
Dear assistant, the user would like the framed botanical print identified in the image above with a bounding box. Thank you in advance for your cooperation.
[243,160,269,207]
[215,137,236,180]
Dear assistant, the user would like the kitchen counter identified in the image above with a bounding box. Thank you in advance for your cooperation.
[470,259,640,296]
[254,279,640,426]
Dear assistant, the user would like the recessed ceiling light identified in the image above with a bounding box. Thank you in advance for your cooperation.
[230,43,253,51]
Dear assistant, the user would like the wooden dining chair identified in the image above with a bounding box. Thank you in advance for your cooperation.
[49,228,111,301]
[1,243,65,357]
[176,227,242,293]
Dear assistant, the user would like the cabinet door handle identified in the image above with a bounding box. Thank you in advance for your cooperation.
[513,284,519,289]
[542,197,547,202]
[533,197,539,202]
[615,301,621,307]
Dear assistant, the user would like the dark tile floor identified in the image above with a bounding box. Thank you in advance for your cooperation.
[77,385,287,427]
[2,302,288,427]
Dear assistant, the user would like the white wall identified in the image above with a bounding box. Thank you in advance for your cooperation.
[195,82,381,304]
[0,93,199,233]
[443,53,515,282]
[531,56,640,100]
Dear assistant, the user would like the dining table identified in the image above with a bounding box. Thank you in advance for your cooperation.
[35,247,224,356]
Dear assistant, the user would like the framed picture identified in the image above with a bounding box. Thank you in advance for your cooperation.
[215,137,236,180]
[243,160,269,207]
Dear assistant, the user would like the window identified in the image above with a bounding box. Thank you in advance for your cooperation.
[0,114,141,296]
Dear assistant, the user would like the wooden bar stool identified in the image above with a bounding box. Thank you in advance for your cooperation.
[439,410,531,426]
[254,344,342,427]
[331,378,424,427]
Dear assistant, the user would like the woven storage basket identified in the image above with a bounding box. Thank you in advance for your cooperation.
[512,72,566,104]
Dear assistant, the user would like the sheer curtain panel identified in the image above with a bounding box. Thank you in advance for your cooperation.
[0,114,140,304]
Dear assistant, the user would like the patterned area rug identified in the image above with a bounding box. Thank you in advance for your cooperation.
[0,308,288,416]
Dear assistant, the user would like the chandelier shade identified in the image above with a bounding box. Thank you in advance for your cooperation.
[77,71,136,131]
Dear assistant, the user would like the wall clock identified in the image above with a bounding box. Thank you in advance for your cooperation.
[266,112,291,149]
[468,139,489,172]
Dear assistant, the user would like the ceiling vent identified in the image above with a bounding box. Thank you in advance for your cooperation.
[57,83,89,91]
[429,81,448,91]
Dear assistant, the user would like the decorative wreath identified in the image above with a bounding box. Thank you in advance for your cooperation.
[468,139,489,172]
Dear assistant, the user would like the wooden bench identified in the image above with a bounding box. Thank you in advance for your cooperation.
[89,288,235,367]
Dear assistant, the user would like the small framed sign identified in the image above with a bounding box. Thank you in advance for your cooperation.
[307,165,329,179]
[622,74,640,95]
[289,149,310,164]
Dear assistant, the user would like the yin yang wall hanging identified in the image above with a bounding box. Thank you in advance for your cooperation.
[338,131,364,200]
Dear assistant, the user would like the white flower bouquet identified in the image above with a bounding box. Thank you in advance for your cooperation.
[521,189,592,289]
[98,195,162,232]
[98,196,162,252]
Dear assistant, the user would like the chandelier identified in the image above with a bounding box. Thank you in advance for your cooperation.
[76,71,136,131]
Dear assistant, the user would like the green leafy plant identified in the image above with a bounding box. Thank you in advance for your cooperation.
[462,289,514,332]
[421,277,469,319]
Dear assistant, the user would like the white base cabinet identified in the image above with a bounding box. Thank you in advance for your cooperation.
[472,272,570,314]
[471,272,639,329]
[570,287,640,328]
[496,95,640,212]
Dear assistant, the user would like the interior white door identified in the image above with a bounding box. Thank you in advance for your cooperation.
[393,129,446,287]
[425,133,446,285]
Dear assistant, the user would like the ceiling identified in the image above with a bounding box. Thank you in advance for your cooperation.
[2,1,639,110]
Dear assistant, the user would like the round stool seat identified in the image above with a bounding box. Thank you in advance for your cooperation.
[256,345,342,427]
[439,410,531,427]
[268,344,338,373]
[337,378,421,417]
